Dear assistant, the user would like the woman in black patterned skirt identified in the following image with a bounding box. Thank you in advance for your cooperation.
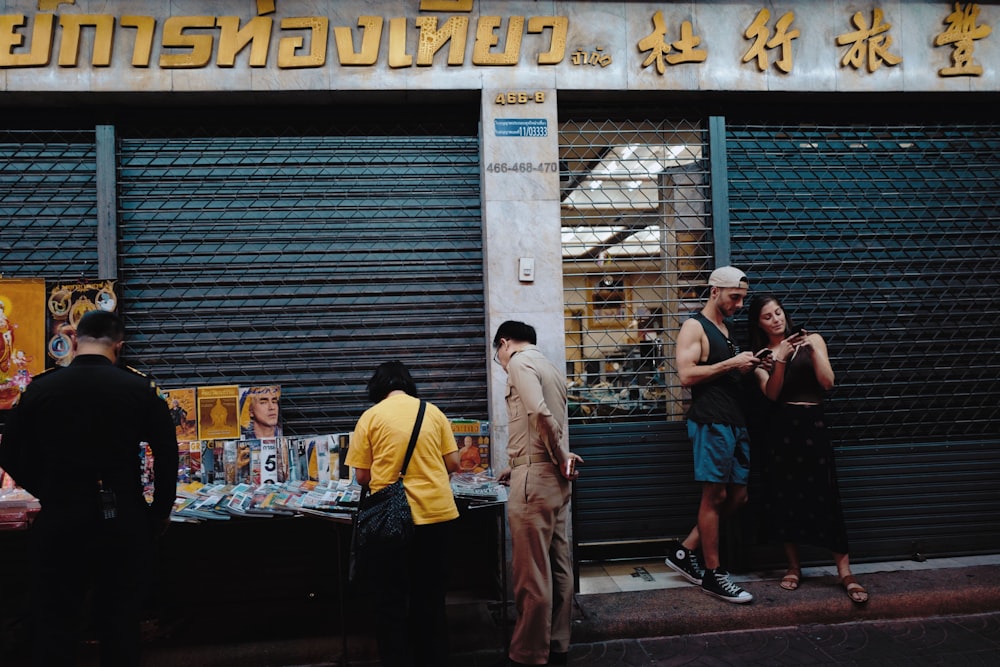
[747,294,868,604]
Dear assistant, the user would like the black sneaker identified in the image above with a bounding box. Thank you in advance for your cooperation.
[701,568,754,604]
[664,540,704,584]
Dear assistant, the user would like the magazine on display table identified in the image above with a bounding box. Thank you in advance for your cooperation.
[450,471,509,507]
[2,412,506,530]
[451,419,491,474]
[0,486,39,531]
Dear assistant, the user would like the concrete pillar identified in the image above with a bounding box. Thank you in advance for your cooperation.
[479,88,566,470]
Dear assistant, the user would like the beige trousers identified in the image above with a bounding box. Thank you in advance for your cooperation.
[507,462,573,665]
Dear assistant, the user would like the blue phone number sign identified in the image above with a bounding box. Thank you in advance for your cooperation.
[494,118,548,137]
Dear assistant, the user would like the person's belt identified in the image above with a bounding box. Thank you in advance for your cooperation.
[509,453,552,468]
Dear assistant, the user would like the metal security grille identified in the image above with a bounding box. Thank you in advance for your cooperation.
[0,130,98,277]
[566,115,1000,565]
[117,129,485,435]
[726,123,1000,446]
[727,122,1000,559]
[559,119,711,424]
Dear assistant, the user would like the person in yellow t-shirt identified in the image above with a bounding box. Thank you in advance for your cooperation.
[346,360,460,667]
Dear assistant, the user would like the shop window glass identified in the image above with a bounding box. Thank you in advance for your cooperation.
[560,120,711,423]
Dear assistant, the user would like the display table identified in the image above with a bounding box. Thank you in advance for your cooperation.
[303,498,508,666]
[1,497,507,667]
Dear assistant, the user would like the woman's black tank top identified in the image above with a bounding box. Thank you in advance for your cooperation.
[778,345,826,404]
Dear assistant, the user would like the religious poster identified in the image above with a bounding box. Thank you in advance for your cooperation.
[0,278,46,410]
[196,384,241,440]
[164,387,198,441]
[45,279,118,368]
[452,419,491,474]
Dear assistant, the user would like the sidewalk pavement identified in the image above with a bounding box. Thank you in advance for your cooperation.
[455,555,1000,667]
[569,555,1000,645]
[7,555,1000,666]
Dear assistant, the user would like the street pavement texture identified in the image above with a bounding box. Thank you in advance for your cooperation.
[4,560,998,665]
[435,561,1000,666]
[504,611,1000,666]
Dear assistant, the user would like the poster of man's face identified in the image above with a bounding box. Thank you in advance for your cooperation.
[240,385,281,439]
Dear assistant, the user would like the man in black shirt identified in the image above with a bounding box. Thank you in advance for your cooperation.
[666,266,763,604]
[0,310,178,666]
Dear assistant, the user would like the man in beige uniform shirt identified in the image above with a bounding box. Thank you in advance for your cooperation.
[493,320,583,666]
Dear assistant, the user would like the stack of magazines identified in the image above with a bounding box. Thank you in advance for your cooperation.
[0,487,40,531]
[450,472,508,505]
[170,478,362,522]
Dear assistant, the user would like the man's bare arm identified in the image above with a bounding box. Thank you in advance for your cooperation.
[676,318,757,387]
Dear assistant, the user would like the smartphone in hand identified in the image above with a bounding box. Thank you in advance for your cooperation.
[755,348,773,360]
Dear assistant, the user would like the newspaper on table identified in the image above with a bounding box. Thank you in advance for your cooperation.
[450,471,508,506]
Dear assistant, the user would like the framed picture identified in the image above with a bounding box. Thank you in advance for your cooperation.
[1,278,46,410]
[588,276,630,328]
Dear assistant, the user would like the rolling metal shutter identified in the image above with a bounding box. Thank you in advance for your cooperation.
[116,128,485,435]
[566,115,1000,569]
[0,130,98,277]
[725,122,1000,562]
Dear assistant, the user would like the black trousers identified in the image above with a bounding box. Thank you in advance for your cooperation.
[29,506,153,667]
[363,519,455,667]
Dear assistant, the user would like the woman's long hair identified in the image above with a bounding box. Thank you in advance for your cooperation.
[366,360,419,403]
[747,293,795,352]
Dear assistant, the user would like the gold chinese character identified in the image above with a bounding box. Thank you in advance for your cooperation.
[836,8,902,72]
[935,3,992,77]
[638,11,707,75]
[743,8,799,73]
[670,20,707,64]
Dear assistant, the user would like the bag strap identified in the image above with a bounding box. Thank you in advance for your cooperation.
[398,399,426,479]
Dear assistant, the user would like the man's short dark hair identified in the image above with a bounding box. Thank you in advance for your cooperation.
[493,320,537,348]
[75,310,125,342]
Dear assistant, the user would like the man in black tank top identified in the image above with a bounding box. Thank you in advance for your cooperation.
[665,266,765,604]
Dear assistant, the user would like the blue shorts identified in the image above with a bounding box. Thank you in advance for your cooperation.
[687,421,751,485]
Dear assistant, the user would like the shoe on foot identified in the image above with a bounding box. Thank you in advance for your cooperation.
[664,539,704,584]
[841,574,869,604]
[779,568,801,591]
[701,568,754,604]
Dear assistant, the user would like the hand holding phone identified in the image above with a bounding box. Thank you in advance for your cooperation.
[563,454,583,479]
[755,348,773,360]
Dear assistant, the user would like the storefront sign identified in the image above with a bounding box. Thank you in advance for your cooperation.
[0,1,994,91]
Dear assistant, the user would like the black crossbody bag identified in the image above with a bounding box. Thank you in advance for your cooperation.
[350,400,426,581]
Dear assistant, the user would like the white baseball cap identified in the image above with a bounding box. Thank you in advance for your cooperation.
[708,266,749,288]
